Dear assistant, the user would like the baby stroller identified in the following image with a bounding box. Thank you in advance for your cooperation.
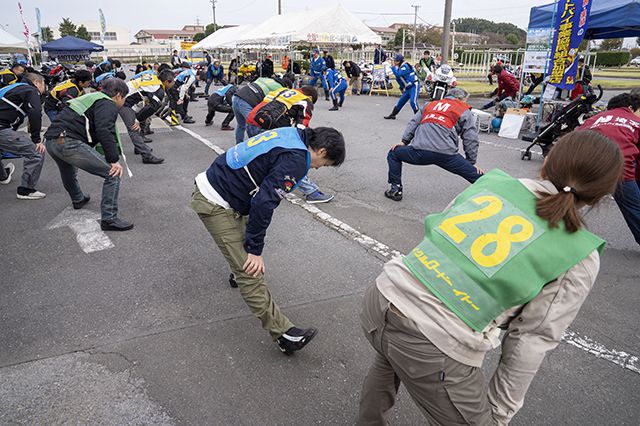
[520,85,603,160]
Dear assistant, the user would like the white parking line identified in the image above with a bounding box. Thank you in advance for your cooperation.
[176,126,639,376]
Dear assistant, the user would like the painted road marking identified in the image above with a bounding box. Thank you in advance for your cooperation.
[176,126,639,375]
[47,207,114,254]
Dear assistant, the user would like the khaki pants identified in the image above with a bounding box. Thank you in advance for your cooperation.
[357,286,495,426]
[190,186,294,340]
[350,75,362,94]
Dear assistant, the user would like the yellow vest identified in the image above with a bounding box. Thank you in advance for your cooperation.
[129,74,161,91]
[49,80,82,100]
[0,69,18,85]
[263,88,310,110]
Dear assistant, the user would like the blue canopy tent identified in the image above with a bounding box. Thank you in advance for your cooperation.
[41,36,104,61]
[529,0,640,39]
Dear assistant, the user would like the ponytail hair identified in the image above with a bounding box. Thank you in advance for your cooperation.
[537,130,623,232]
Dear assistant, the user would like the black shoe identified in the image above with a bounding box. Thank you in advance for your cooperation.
[205,121,213,126]
[229,273,238,288]
[190,98,199,102]
[338,101,344,107]
[384,184,403,201]
[385,107,400,120]
[277,327,317,355]
[143,128,154,135]
[329,100,339,111]
[100,218,134,231]
[183,117,196,124]
[221,125,234,131]
[142,155,164,164]
[142,135,153,143]
[72,195,91,210]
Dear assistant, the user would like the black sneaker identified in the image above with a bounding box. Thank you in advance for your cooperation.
[183,117,196,124]
[277,327,317,355]
[144,128,154,135]
[101,218,134,231]
[73,195,91,210]
[384,184,403,201]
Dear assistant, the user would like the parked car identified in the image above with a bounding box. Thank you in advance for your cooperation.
[630,56,640,67]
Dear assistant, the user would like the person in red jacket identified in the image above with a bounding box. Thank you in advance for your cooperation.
[578,92,640,245]
[482,63,519,110]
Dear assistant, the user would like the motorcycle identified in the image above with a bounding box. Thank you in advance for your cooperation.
[425,64,457,100]
[40,62,74,91]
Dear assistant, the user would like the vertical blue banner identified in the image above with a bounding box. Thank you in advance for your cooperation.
[547,0,593,90]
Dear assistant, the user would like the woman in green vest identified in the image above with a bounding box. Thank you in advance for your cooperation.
[357,130,624,425]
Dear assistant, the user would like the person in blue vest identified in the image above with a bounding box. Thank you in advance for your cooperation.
[204,59,227,96]
[357,131,624,424]
[190,126,346,354]
[384,54,421,120]
[0,73,47,200]
[327,68,348,111]
[205,83,236,130]
[169,62,205,124]
[309,49,330,101]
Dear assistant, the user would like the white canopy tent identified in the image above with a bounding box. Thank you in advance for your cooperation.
[238,4,381,48]
[0,28,28,53]
[191,25,252,50]
[192,4,381,51]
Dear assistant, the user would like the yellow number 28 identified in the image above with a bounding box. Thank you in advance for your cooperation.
[438,195,534,268]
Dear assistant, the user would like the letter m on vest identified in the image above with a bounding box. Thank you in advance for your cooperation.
[420,99,470,129]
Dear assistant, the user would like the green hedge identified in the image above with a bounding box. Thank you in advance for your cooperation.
[595,51,631,67]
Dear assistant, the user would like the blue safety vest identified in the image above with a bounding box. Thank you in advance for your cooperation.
[176,69,195,84]
[215,84,234,97]
[132,69,155,79]
[0,82,26,98]
[95,71,114,84]
[226,127,311,193]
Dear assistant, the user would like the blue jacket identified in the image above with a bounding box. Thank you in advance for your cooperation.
[176,69,195,84]
[204,128,310,255]
[392,62,418,90]
[309,56,326,77]
[326,69,344,88]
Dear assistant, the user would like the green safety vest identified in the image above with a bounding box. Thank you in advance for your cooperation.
[253,78,283,97]
[403,169,604,332]
[67,92,123,155]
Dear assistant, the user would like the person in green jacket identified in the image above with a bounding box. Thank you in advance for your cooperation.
[357,130,624,425]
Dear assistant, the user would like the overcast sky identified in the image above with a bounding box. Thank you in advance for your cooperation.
[4,0,553,38]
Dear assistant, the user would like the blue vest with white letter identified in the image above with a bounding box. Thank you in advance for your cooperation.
[215,84,234,97]
[226,127,311,190]
[132,69,155,79]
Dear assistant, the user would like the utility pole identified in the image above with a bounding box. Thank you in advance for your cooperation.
[210,0,217,29]
[278,0,282,15]
[402,28,406,57]
[411,5,420,63]
[441,0,453,63]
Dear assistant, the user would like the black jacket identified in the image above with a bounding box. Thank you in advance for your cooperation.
[235,78,284,107]
[124,86,167,122]
[261,59,274,77]
[44,98,120,163]
[208,85,237,108]
[0,81,42,143]
[204,128,309,255]
[344,61,361,78]
[324,55,335,69]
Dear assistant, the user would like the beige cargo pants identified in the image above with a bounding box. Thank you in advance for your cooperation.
[190,186,294,340]
[357,285,495,425]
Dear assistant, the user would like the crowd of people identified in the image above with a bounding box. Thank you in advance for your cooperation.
[0,47,638,425]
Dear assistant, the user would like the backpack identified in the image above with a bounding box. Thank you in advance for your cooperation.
[253,99,289,129]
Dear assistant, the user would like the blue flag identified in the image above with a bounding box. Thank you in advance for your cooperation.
[547,0,593,90]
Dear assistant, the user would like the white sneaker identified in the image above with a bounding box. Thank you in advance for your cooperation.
[17,190,46,200]
[0,163,15,184]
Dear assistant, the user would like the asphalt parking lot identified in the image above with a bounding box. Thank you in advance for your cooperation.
[1,87,638,425]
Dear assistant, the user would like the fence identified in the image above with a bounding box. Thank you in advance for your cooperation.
[457,49,526,77]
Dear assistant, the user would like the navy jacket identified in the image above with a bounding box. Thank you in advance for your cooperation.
[0,81,42,143]
[205,129,309,255]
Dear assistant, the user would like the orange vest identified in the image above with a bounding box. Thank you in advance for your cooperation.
[420,99,470,129]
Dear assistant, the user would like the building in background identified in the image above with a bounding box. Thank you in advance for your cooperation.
[134,26,204,45]
[368,26,396,46]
